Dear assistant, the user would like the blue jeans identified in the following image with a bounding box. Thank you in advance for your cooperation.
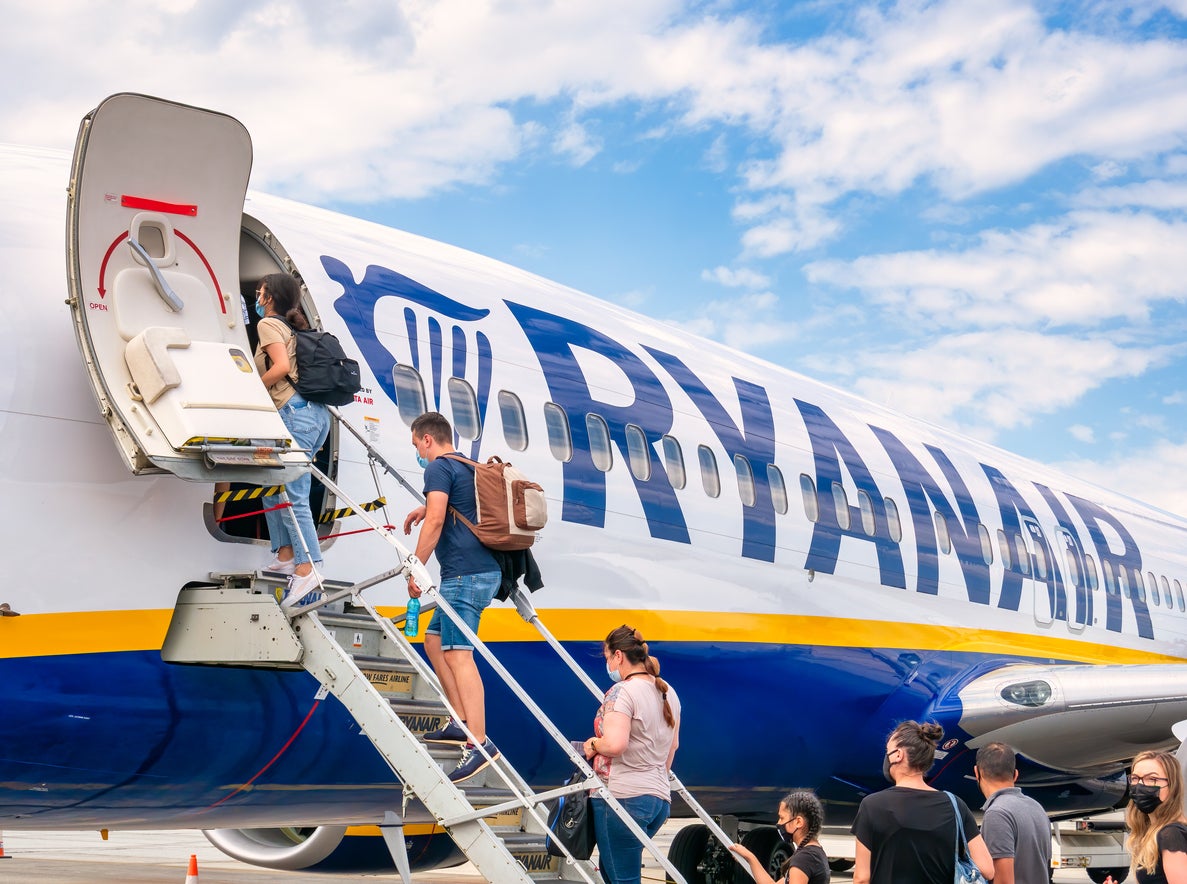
[592,794,670,884]
[264,394,331,565]
[425,571,499,650]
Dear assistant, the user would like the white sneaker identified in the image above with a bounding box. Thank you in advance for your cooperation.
[264,555,296,576]
[281,570,323,610]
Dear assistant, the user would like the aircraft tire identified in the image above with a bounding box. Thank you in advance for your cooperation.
[667,824,709,884]
[1088,869,1128,884]
[736,826,790,882]
[828,858,856,872]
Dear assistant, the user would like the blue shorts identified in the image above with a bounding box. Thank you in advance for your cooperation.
[426,571,500,651]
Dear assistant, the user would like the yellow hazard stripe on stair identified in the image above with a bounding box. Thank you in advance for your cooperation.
[213,485,286,503]
[319,496,387,524]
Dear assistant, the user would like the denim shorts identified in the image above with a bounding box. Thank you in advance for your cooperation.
[426,571,500,651]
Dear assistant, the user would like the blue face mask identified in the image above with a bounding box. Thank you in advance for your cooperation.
[255,301,266,319]
[416,455,429,470]
[606,662,623,683]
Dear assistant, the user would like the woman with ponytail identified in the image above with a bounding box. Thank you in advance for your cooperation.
[1105,750,1187,884]
[582,625,682,884]
[852,720,993,884]
[730,790,831,884]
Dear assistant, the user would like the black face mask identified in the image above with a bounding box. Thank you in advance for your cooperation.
[1131,783,1165,814]
[777,822,799,848]
[883,754,895,784]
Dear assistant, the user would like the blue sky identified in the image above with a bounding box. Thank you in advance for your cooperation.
[3,0,1187,514]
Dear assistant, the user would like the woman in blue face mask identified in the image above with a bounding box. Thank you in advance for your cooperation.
[581,625,681,884]
[1110,750,1187,884]
[730,790,831,884]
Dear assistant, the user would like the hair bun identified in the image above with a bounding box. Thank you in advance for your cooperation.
[920,722,944,743]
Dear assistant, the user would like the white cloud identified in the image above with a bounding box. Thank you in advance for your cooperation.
[554,121,602,167]
[701,265,771,288]
[1058,439,1187,519]
[1069,424,1095,443]
[804,210,1187,331]
[834,330,1169,437]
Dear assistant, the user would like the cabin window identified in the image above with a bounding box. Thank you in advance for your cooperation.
[587,414,613,472]
[625,424,651,481]
[1033,543,1048,581]
[498,390,528,452]
[768,465,788,515]
[1148,572,1161,607]
[447,378,481,441]
[1124,569,1141,602]
[1162,576,1173,609]
[698,445,721,498]
[979,524,994,565]
[858,490,876,536]
[1013,534,1030,576]
[1085,554,1099,591]
[800,474,819,523]
[1176,579,1185,612]
[543,402,573,463]
[832,482,851,530]
[1064,547,1081,588]
[735,455,756,507]
[662,435,686,490]
[934,512,951,555]
[885,497,902,542]
[997,529,1012,569]
[392,365,428,426]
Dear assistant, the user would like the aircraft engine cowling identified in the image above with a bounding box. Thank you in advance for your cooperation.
[204,825,347,871]
[204,824,468,873]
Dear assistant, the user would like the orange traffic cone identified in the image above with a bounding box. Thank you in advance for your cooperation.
[0,829,8,858]
[184,853,199,882]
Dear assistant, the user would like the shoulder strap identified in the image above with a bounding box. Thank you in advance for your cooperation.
[945,791,971,856]
[435,454,482,536]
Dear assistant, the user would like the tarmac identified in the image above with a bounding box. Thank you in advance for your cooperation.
[0,824,1105,882]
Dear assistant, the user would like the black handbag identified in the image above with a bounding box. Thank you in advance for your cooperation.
[546,771,595,860]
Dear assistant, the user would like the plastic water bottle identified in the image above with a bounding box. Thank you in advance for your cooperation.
[404,596,420,637]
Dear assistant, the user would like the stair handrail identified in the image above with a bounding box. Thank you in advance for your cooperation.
[304,459,689,883]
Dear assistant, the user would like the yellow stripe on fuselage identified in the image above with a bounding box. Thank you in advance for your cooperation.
[0,607,1180,665]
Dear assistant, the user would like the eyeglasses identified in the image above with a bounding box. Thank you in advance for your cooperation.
[1130,774,1170,787]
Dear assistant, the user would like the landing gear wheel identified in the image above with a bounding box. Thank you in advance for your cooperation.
[1088,869,1128,884]
[828,858,856,872]
[668,824,709,884]
[736,827,789,883]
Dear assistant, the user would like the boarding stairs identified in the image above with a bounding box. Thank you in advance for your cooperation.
[163,409,743,884]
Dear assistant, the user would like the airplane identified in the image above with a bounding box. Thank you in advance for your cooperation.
[1,91,1186,882]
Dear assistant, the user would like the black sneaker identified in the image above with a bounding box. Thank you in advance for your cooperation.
[423,719,467,745]
[448,739,500,784]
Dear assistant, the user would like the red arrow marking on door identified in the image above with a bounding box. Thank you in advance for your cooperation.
[175,229,227,315]
[96,231,130,297]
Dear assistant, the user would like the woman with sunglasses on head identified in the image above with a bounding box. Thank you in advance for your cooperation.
[730,790,830,884]
[1105,750,1187,884]
[852,720,993,884]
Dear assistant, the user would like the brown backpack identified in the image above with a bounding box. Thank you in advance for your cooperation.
[441,454,547,551]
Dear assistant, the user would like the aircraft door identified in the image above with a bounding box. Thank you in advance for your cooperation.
[66,93,306,483]
[1055,528,1089,633]
[1021,516,1067,627]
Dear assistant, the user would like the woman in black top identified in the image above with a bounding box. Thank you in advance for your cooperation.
[730,790,830,884]
[1106,750,1187,884]
[851,721,993,884]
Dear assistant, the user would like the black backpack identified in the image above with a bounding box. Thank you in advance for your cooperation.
[273,318,362,406]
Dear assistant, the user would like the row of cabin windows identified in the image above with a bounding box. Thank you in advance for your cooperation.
[393,369,1186,612]
[802,474,1187,612]
[391,368,794,513]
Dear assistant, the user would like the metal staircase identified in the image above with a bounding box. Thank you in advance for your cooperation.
[162,408,741,883]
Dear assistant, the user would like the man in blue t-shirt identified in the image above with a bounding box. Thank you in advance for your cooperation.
[403,411,501,783]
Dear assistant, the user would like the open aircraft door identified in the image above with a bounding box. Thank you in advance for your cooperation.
[66,93,306,483]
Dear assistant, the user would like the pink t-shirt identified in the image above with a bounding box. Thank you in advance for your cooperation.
[593,676,681,800]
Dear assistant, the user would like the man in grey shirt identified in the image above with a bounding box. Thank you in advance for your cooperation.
[976,742,1052,884]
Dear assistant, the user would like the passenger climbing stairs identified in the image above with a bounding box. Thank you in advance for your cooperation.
[161,410,738,884]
